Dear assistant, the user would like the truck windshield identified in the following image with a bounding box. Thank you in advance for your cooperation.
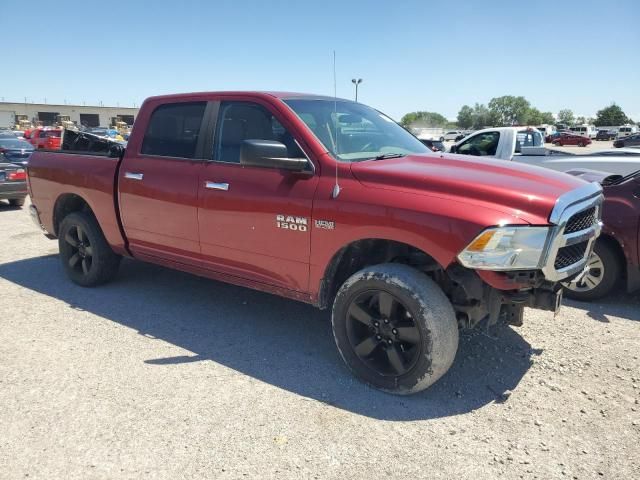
[283,99,430,161]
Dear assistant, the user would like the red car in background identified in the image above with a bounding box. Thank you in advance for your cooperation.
[551,132,592,147]
[28,128,62,150]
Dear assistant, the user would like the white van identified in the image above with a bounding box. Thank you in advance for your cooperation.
[569,124,597,138]
[536,125,556,137]
[617,125,638,139]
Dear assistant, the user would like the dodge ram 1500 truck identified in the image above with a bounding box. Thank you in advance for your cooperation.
[27,92,603,394]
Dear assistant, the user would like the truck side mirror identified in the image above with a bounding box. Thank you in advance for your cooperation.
[449,145,457,154]
[240,139,309,172]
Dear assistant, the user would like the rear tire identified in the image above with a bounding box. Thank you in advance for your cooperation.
[8,198,25,207]
[563,241,621,301]
[58,212,121,287]
[331,263,459,395]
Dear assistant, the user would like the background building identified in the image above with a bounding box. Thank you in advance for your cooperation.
[0,102,139,128]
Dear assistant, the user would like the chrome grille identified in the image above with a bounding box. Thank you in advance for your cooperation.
[554,241,589,269]
[564,207,597,234]
[541,182,603,282]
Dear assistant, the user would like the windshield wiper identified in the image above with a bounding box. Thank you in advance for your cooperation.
[372,153,406,160]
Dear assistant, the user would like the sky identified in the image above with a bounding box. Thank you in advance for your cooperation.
[1,0,639,121]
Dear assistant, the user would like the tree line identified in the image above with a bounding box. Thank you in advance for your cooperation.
[400,96,635,130]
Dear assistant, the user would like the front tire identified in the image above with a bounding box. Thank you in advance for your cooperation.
[58,212,121,287]
[563,241,621,301]
[331,263,459,395]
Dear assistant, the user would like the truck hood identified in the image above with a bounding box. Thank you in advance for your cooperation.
[350,153,589,224]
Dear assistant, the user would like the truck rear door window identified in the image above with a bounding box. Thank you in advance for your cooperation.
[141,102,206,159]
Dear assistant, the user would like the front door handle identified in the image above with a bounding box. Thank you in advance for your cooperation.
[124,172,144,181]
[205,181,229,191]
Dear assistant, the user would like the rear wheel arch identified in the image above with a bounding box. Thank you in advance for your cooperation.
[318,238,444,309]
[52,193,95,237]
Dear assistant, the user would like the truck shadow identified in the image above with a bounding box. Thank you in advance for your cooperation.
[0,255,540,421]
[564,291,640,323]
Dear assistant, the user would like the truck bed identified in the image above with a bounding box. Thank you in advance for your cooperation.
[27,150,128,254]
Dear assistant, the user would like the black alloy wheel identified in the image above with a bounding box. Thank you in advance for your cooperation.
[64,224,94,276]
[346,290,421,376]
[58,212,121,287]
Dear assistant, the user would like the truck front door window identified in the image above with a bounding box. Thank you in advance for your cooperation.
[213,102,303,164]
[457,132,500,156]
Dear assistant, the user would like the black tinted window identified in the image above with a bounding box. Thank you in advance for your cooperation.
[214,101,303,163]
[142,102,206,158]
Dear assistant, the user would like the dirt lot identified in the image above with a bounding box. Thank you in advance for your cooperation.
[1,199,639,480]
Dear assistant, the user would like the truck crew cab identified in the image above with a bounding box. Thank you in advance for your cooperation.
[27,92,603,394]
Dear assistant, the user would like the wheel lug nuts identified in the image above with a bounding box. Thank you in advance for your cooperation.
[376,335,382,340]
[387,339,392,345]
[384,319,389,324]
[374,321,379,327]
[392,329,398,335]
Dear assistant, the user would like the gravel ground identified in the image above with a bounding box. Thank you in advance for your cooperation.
[1,199,639,480]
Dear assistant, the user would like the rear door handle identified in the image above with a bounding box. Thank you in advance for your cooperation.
[124,172,144,181]
[205,181,229,191]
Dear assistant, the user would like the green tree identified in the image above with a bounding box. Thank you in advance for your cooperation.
[540,112,555,124]
[400,111,450,128]
[575,116,587,125]
[594,104,632,126]
[472,103,492,129]
[527,107,544,125]
[457,105,474,129]
[557,109,575,125]
[488,95,531,126]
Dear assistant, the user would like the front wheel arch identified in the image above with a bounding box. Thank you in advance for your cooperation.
[318,238,443,309]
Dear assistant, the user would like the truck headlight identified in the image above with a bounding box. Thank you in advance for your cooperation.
[457,226,550,270]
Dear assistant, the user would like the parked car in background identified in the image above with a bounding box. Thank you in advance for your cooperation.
[0,161,27,207]
[563,168,640,300]
[536,125,556,138]
[28,128,62,150]
[617,125,638,139]
[450,127,640,175]
[614,133,640,148]
[12,130,25,139]
[545,130,571,143]
[444,130,463,141]
[0,130,17,138]
[418,138,445,152]
[596,129,617,141]
[552,132,592,147]
[0,137,35,166]
[454,131,472,142]
[569,124,597,139]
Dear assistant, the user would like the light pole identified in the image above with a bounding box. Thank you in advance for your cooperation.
[351,78,362,102]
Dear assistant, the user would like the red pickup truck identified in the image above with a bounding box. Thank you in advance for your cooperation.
[27,92,603,394]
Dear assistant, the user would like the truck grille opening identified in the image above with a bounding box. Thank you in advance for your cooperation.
[554,241,588,269]
[564,207,596,234]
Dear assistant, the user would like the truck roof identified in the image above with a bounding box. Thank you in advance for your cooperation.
[144,91,350,103]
